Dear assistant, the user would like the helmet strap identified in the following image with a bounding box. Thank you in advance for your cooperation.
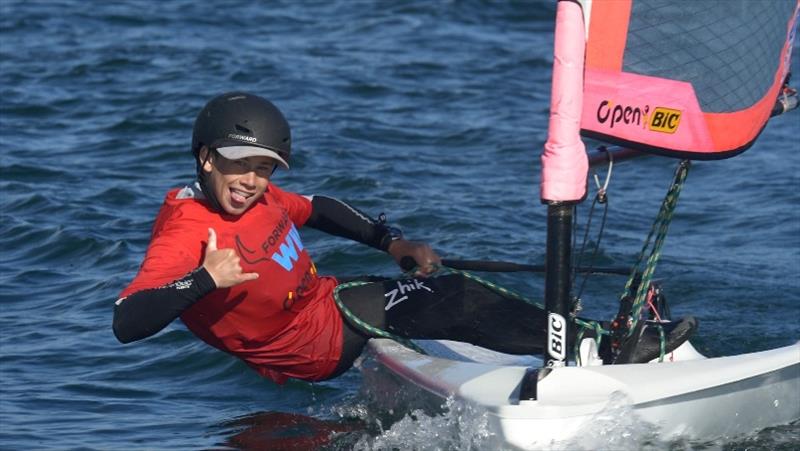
[196,147,225,213]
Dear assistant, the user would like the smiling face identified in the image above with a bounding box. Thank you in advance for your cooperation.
[199,147,276,215]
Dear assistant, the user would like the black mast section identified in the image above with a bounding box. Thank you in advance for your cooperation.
[543,202,574,368]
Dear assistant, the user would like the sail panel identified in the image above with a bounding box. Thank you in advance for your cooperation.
[580,0,798,159]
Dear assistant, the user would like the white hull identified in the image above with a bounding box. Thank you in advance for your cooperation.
[362,339,800,449]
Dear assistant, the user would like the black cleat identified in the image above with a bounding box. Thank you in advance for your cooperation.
[610,316,698,364]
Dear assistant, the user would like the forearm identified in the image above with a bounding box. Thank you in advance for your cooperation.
[304,195,441,273]
[305,195,397,251]
[113,267,216,343]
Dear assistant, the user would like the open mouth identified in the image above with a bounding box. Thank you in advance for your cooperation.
[230,188,254,205]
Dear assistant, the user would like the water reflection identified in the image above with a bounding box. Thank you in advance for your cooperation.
[215,410,365,450]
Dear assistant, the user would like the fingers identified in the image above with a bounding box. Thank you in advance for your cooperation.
[412,244,440,270]
[202,230,259,288]
[406,246,441,276]
[419,243,442,265]
[239,272,260,282]
[207,228,218,252]
[415,261,437,277]
[390,240,442,276]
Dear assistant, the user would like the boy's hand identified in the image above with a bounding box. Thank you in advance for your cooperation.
[388,239,441,276]
[202,228,259,288]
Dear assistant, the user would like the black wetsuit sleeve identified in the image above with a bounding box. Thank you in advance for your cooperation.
[305,195,394,251]
[112,267,216,344]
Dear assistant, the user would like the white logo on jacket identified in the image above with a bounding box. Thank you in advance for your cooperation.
[384,279,432,311]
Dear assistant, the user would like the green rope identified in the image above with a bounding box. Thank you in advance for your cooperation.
[333,280,427,354]
[333,265,610,359]
[439,266,610,363]
[334,162,689,363]
[620,160,691,338]
[445,266,543,309]
[572,320,608,366]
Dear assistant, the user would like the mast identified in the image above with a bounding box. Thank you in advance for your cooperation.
[543,203,574,367]
[540,0,589,368]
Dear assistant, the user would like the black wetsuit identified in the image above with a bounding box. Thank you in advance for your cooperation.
[329,273,550,378]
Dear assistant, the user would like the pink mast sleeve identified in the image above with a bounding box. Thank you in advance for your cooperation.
[540,0,588,203]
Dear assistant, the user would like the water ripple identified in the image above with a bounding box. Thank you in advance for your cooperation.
[1,0,797,449]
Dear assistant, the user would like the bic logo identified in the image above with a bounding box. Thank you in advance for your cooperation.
[648,107,681,133]
[547,312,566,362]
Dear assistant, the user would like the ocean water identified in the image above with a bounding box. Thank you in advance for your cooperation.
[1,1,798,450]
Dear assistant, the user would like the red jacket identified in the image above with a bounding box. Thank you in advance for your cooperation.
[120,184,342,384]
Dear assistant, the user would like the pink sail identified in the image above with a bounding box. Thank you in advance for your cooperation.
[580,0,798,159]
[540,0,588,203]
[542,0,797,201]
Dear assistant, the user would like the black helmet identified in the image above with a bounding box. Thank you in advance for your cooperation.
[192,92,291,169]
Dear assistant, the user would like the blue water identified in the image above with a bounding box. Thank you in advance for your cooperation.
[1,1,798,449]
